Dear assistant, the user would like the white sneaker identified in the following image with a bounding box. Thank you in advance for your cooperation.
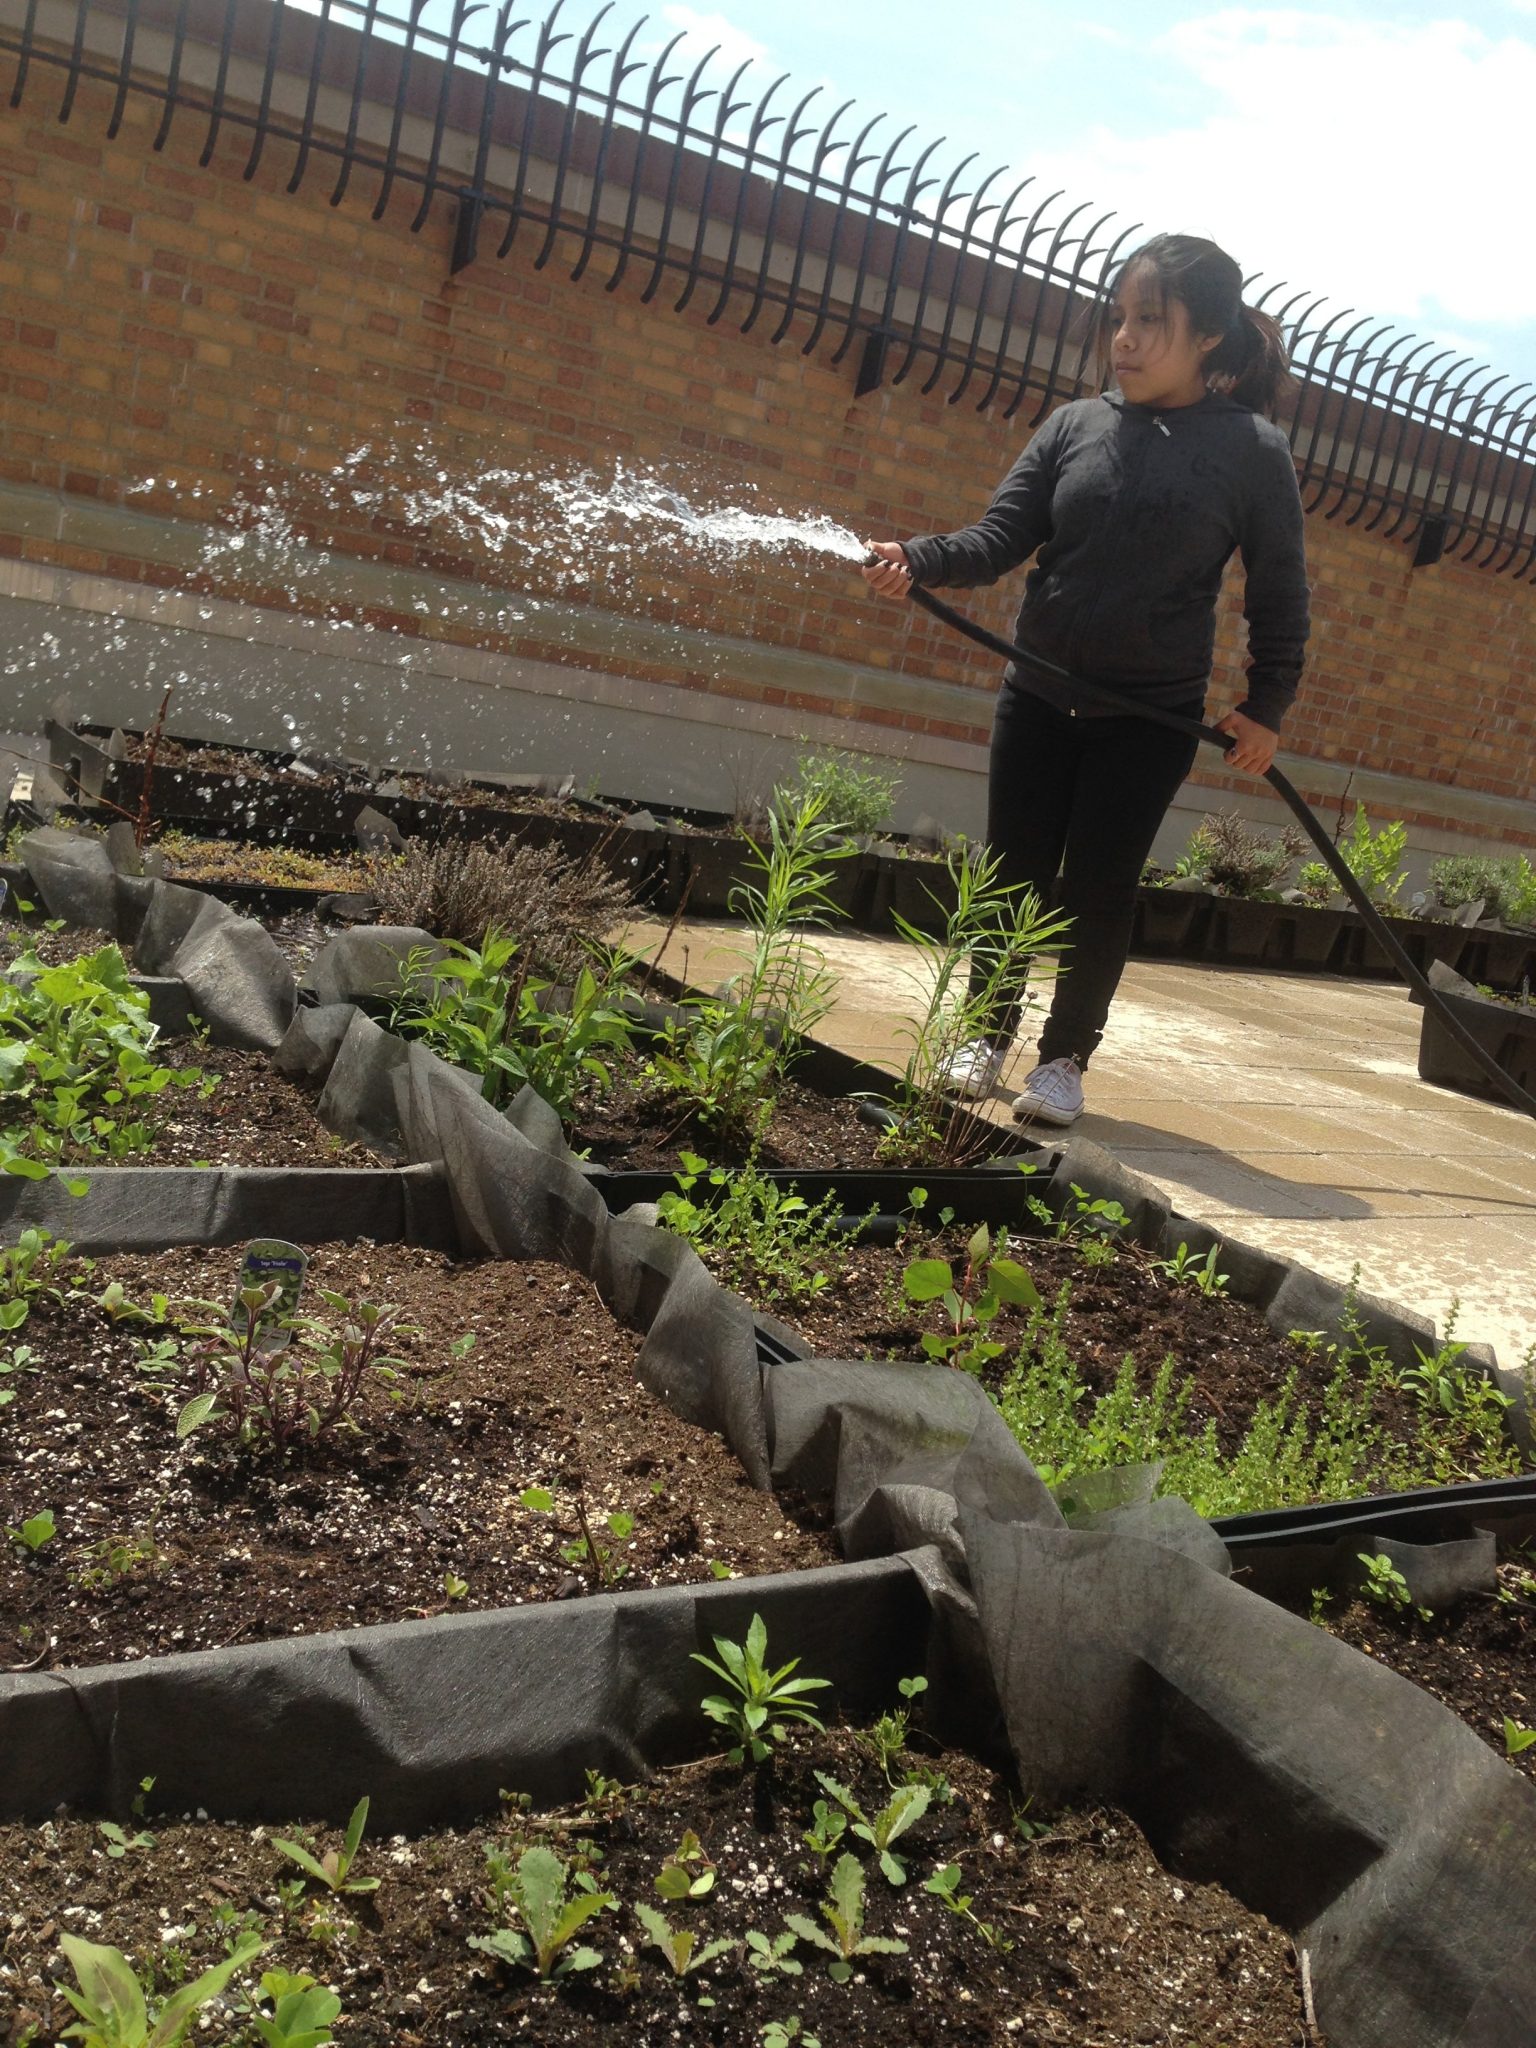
[1012,1055,1084,1125]
[940,1037,1008,1101]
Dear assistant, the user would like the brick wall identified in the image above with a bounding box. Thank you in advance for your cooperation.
[1,72,1533,846]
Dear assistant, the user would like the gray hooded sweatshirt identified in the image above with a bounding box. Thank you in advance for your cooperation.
[900,390,1310,732]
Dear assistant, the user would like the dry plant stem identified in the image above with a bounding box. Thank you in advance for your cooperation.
[637,866,694,997]
[573,1492,603,1592]
[135,685,174,850]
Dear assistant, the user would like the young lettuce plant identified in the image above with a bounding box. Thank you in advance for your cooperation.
[784,1854,909,1982]
[468,1843,616,1979]
[53,1931,263,2048]
[692,1612,831,1765]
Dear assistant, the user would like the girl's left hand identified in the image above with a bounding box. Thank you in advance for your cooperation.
[1215,709,1278,777]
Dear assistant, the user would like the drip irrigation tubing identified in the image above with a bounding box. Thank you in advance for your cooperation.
[886,569,1536,1123]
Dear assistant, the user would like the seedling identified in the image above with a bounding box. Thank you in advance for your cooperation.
[657,1152,865,1306]
[443,1572,469,1602]
[903,1223,1039,1373]
[1503,1717,1536,1757]
[691,1612,831,1765]
[802,1798,847,1868]
[861,1674,928,1784]
[467,1843,615,1978]
[98,1815,156,1859]
[1151,1241,1229,1296]
[654,1830,715,1900]
[923,1862,1013,1951]
[634,1902,735,1978]
[6,1508,55,1553]
[53,1931,263,2048]
[518,1486,635,1590]
[784,1853,909,1981]
[271,1797,379,1896]
[812,1773,931,1885]
[760,2020,820,2048]
[250,1969,342,2048]
[746,1928,804,1977]
[1358,1550,1431,1623]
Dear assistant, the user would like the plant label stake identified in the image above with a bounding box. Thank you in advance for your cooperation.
[232,1239,308,1352]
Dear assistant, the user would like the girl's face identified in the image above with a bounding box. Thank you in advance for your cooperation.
[1110,266,1223,410]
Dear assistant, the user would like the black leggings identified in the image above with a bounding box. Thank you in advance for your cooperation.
[971,682,1201,1067]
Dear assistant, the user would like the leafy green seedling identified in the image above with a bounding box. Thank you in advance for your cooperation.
[802,1798,847,1868]
[271,1797,379,1896]
[923,1862,1013,1951]
[903,1223,1039,1373]
[813,1773,930,1885]
[634,1902,735,1978]
[518,1486,635,1590]
[1503,1716,1536,1757]
[1358,1550,1431,1623]
[6,1508,55,1552]
[54,1931,263,2048]
[250,1971,342,2048]
[745,1928,803,1977]
[443,1572,469,1602]
[760,2019,820,2048]
[98,1818,156,1859]
[654,1830,715,1900]
[467,1843,615,1979]
[691,1612,831,1765]
[784,1853,909,1981]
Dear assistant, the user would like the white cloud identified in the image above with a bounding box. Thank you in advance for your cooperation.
[1017,10,1536,341]
[659,6,769,75]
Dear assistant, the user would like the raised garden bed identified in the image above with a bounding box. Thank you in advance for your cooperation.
[0,1239,836,1669]
[0,1720,1306,2048]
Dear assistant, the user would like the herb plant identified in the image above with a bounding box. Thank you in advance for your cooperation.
[53,1931,263,2048]
[650,789,853,1141]
[0,944,211,1175]
[468,1843,616,1979]
[784,1854,909,1981]
[771,749,901,839]
[633,1903,736,1978]
[656,1152,863,1306]
[1151,1241,1229,1296]
[388,930,637,1120]
[176,1288,409,1455]
[692,1612,831,1765]
[1358,1550,1431,1621]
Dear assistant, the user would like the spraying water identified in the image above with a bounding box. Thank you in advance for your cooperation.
[9,445,870,766]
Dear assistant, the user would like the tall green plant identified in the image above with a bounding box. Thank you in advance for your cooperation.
[651,791,853,1140]
[878,847,1073,1163]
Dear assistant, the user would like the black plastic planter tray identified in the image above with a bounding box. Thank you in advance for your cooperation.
[1212,1474,1536,1603]
[1416,962,1536,1105]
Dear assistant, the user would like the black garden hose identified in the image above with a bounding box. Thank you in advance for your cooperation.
[885,571,1536,1123]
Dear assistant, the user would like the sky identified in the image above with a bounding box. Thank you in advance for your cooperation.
[318,0,1536,396]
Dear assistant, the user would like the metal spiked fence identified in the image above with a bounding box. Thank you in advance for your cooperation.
[5,0,1536,573]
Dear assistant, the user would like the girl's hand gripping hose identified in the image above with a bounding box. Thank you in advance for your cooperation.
[859,550,1536,1123]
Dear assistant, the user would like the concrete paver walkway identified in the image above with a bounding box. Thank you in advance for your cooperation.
[634,917,1535,1373]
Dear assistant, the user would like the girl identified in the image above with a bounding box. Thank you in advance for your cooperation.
[862,232,1311,1126]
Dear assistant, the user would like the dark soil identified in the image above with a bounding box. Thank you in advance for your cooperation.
[59,1042,381,1170]
[0,1241,835,1670]
[1293,1568,1536,1784]
[0,1728,1305,2048]
[0,916,115,967]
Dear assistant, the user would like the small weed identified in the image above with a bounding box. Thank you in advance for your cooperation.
[633,1903,735,1978]
[272,1797,380,1897]
[745,1928,803,1978]
[784,1853,909,1981]
[903,1222,1039,1374]
[1502,1716,1536,1758]
[6,1508,54,1553]
[923,1861,1013,1951]
[1150,1240,1229,1296]
[52,1931,263,2048]
[518,1486,635,1590]
[1358,1550,1432,1623]
[812,1773,931,1885]
[469,1843,616,1979]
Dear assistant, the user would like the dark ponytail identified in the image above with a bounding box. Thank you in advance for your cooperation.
[1087,233,1294,419]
